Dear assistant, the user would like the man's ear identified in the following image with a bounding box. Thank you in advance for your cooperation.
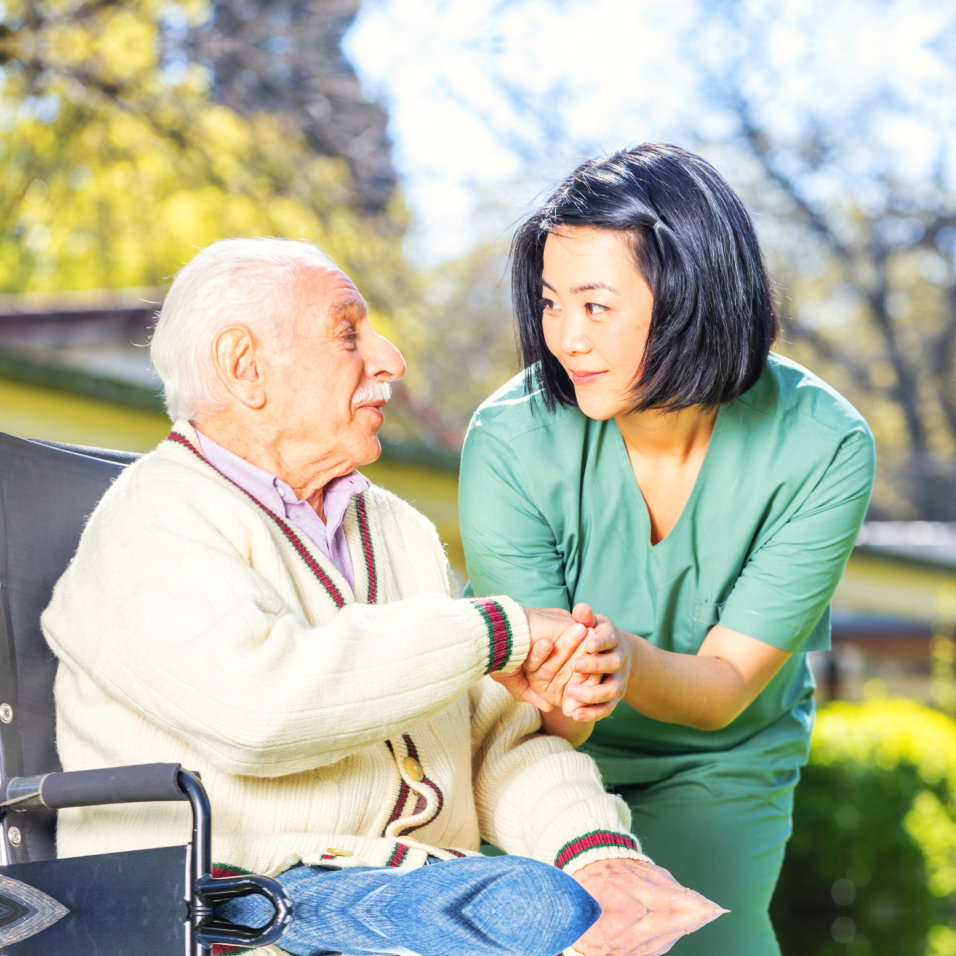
[212,326,267,410]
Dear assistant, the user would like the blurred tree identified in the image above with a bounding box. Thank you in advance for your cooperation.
[692,1,956,522]
[184,0,396,212]
[400,238,519,435]
[386,0,956,518]
[0,0,412,332]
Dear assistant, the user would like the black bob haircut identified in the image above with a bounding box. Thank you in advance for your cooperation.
[511,143,779,413]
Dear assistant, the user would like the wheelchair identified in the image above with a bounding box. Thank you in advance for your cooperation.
[0,431,291,955]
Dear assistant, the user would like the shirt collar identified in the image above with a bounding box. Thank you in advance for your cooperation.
[193,429,370,526]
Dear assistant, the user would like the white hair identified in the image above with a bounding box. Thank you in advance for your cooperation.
[150,237,337,422]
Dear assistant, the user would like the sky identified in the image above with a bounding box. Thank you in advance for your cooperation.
[344,0,955,265]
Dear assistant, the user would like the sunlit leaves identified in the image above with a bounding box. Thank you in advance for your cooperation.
[774,697,956,953]
[0,0,410,317]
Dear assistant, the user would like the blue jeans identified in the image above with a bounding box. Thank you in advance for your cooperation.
[216,854,600,956]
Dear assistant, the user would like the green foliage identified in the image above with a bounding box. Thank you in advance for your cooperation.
[0,0,413,344]
[773,699,956,956]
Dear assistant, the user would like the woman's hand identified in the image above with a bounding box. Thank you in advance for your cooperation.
[528,604,633,744]
[557,603,632,722]
[493,604,633,744]
[492,608,588,710]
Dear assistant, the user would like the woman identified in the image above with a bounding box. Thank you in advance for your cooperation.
[459,144,875,955]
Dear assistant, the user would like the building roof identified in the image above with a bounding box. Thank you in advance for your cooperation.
[855,521,956,571]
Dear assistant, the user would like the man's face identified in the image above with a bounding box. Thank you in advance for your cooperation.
[262,265,406,490]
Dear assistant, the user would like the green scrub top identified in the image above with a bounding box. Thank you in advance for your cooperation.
[459,353,875,785]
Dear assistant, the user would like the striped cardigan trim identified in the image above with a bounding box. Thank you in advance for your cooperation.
[165,431,348,608]
[554,830,641,870]
[354,492,377,604]
[396,733,444,837]
[212,862,254,877]
[470,598,514,673]
[383,741,412,832]
[384,778,411,830]
[386,843,410,867]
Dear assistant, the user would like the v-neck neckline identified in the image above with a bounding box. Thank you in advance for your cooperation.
[166,428,379,607]
[610,405,723,556]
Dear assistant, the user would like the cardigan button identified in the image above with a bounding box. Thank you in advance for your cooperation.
[325,847,353,857]
[402,756,425,781]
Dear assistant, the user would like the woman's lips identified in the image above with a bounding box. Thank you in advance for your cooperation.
[569,369,606,386]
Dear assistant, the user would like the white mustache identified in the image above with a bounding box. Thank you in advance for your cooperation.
[352,382,392,408]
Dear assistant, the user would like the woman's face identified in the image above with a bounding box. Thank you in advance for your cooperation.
[540,226,653,422]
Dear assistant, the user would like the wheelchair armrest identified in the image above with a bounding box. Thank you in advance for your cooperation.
[2,763,187,811]
[1,764,293,952]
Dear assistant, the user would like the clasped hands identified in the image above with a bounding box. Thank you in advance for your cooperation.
[494,603,630,723]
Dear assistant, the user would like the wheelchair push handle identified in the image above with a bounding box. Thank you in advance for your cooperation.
[2,762,187,811]
[0,763,294,954]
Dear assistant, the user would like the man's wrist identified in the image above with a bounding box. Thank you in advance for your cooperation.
[467,596,530,675]
[554,830,649,874]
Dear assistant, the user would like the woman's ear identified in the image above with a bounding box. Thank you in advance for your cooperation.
[212,326,267,410]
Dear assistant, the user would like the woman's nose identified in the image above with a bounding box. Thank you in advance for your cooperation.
[559,315,591,355]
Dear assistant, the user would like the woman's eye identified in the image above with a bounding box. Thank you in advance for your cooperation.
[539,297,556,313]
[586,302,608,316]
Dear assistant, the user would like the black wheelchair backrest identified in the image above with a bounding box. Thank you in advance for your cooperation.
[0,432,137,863]
[0,433,295,955]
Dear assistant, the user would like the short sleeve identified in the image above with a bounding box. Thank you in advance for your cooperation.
[718,428,876,651]
[459,420,571,609]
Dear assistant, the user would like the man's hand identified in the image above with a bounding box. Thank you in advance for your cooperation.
[492,608,588,710]
[493,604,633,727]
[570,858,726,956]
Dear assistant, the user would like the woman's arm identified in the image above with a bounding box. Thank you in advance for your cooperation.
[524,605,786,731]
[565,618,790,730]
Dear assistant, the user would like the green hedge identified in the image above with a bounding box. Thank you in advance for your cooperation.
[772,698,956,956]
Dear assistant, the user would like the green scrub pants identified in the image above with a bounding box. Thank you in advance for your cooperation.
[613,759,800,956]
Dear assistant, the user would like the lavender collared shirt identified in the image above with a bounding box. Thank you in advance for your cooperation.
[195,430,370,590]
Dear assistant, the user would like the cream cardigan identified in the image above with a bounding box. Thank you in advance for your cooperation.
[43,423,644,887]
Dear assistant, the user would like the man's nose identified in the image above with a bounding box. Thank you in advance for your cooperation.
[367,333,406,381]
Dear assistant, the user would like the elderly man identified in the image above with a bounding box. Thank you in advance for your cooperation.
[42,238,720,956]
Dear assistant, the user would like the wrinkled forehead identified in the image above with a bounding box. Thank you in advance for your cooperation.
[296,264,367,327]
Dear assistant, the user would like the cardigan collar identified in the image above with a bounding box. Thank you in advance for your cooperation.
[162,422,378,608]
